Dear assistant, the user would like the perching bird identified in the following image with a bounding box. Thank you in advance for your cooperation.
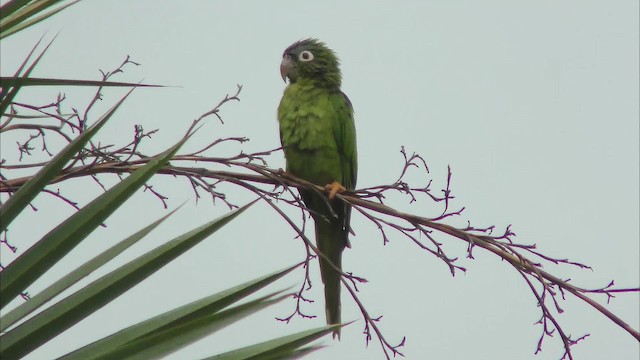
[277,39,357,338]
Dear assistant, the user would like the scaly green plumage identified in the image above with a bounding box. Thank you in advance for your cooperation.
[277,39,357,338]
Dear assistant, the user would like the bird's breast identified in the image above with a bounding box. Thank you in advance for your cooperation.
[278,86,338,152]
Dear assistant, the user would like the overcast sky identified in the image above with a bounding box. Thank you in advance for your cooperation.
[1,1,638,359]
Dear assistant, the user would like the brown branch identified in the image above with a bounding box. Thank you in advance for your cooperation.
[2,74,637,359]
[3,159,637,358]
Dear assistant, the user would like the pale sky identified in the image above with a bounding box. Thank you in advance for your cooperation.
[1,1,638,359]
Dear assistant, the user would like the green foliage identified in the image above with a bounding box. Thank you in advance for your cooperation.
[0,0,81,39]
[0,1,339,359]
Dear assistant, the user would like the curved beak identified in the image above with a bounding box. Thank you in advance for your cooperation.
[280,55,294,83]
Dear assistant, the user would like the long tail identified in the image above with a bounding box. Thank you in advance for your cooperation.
[315,215,346,339]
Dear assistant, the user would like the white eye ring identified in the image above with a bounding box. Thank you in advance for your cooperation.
[299,50,314,62]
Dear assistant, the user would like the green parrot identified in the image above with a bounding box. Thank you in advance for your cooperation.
[277,39,357,338]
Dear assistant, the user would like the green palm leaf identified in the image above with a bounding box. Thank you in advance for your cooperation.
[0,2,336,358]
[0,89,133,235]
[0,34,56,114]
[59,264,300,360]
[0,201,256,359]
[0,0,82,39]
[0,111,189,307]
[206,324,343,360]
[93,294,288,360]
[0,206,182,332]
[0,77,163,88]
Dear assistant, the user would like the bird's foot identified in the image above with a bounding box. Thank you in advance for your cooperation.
[325,181,346,200]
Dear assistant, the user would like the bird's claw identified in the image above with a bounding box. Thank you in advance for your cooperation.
[325,181,346,200]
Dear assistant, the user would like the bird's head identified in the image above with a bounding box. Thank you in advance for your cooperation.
[280,38,342,89]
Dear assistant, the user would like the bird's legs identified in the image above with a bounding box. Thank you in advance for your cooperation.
[325,181,346,200]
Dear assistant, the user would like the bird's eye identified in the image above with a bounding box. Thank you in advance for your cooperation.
[298,50,314,62]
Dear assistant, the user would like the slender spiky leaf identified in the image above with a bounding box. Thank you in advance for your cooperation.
[110,294,289,360]
[0,206,182,332]
[1,0,72,33]
[0,88,131,234]
[0,0,33,20]
[58,263,300,360]
[0,109,187,308]
[0,201,255,359]
[0,34,57,112]
[0,1,81,39]
[205,324,343,360]
[0,77,162,88]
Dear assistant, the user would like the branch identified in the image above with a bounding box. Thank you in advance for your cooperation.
[2,78,637,360]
